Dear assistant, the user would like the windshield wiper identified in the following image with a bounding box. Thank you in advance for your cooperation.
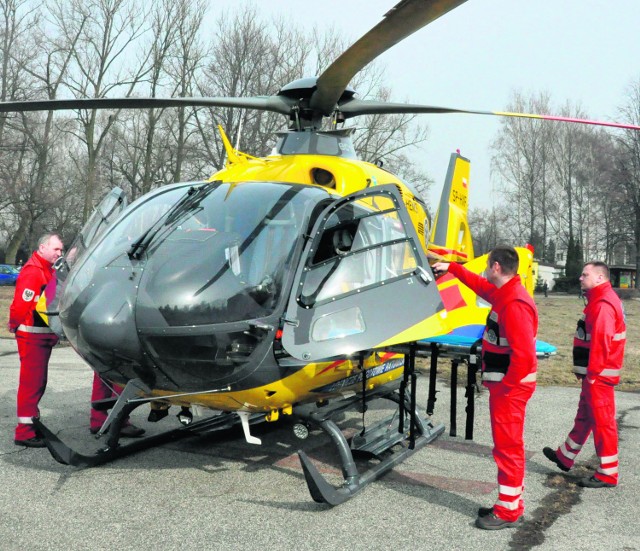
[128,182,215,260]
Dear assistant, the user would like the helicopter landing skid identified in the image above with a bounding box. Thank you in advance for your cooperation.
[295,387,445,506]
[32,412,262,468]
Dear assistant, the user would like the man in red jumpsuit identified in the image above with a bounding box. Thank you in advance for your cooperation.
[9,233,64,447]
[543,261,625,488]
[433,245,538,530]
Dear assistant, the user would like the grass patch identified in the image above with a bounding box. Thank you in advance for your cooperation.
[1,287,638,391]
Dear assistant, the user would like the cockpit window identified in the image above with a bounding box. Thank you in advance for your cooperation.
[59,184,190,313]
[276,132,357,158]
[299,194,418,307]
[139,182,325,325]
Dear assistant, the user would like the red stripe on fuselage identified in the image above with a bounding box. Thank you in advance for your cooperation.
[430,247,468,259]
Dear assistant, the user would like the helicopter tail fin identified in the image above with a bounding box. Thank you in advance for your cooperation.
[428,151,474,263]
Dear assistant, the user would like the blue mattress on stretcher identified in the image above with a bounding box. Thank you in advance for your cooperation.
[420,334,557,355]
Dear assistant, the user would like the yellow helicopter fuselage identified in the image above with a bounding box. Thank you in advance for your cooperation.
[141,145,435,418]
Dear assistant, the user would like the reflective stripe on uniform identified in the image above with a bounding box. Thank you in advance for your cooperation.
[581,331,625,342]
[559,442,578,460]
[498,485,522,496]
[600,453,619,463]
[17,324,53,334]
[566,436,582,451]
[600,368,621,377]
[572,366,620,377]
[17,416,34,424]
[482,372,536,383]
[597,465,618,475]
[496,498,520,510]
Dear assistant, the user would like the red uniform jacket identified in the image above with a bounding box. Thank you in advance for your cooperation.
[573,281,625,385]
[9,251,55,333]
[449,263,538,387]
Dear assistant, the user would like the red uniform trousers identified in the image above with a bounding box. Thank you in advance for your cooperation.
[90,372,131,431]
[488,381,535,521]
[555,378,619,485]
[14,331,59,440]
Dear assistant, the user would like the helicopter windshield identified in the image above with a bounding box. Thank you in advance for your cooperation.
[138,181,326,326]
[275,132,357,158]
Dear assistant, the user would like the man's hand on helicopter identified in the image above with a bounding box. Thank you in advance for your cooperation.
[431,261,450,278]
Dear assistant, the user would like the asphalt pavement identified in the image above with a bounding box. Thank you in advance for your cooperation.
[0,337,638,551]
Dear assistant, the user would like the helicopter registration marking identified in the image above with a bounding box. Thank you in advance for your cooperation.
[310,358,404,393]
[451,189,467,208]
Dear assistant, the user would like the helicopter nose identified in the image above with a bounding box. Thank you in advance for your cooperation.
[77,282,142,363]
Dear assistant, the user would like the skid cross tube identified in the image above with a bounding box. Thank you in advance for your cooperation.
[295,383,444,506]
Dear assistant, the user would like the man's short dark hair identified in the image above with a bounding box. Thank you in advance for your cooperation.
[584,261,610,280]
[37,233,62,248]
[488,245,519,276]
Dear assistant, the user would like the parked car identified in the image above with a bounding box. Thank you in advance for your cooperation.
[0,264,19,286]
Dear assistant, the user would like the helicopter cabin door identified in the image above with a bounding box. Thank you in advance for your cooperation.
[281,184,449,362]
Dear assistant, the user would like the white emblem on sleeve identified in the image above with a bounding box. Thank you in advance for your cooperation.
[22,288,35,301]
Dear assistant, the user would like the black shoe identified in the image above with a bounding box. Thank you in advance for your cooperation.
[477,506,493,517]
[120,424,145,438]
[89,427,100,435]
[475,513,523,530]
[543,447,570,472]
[578,475,616,488]
[14,437,46,448]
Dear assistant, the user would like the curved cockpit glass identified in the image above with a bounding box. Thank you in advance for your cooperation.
[59,184,189,313]
[141,181,323,325]
[61,181,328,327]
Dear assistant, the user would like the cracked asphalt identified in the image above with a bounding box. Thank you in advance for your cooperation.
[0,338,638,551]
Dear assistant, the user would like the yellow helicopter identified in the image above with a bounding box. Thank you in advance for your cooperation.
[3,0,639,505]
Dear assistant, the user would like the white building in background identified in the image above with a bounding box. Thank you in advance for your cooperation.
[533,262,564,291]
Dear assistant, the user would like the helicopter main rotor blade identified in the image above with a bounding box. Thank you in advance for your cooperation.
[339,99,640,131]
[309,0,468,116]
[0,96,294,115]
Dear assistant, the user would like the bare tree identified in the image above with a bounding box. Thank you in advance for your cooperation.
[613,77,640,286]
[164,0,208,183]
[491,91,554,250]
[194,7,310,169]
[468,205,511,255]
[0,0,69,261]
[50,0,148,222]
[103,0,200,199]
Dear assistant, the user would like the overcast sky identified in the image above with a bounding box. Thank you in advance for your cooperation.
[241,0,640,211]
